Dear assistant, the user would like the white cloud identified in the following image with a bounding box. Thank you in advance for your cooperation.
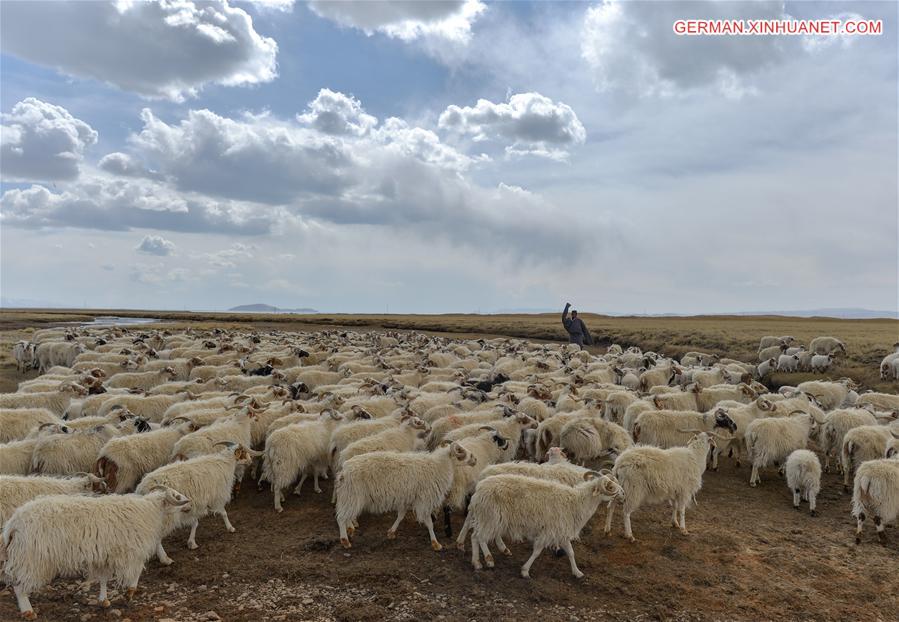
[439,92,586,159]
[581,1,793,97]
[0,176,294,236]
[135,234,176,256]
[0,0,278,101]
[98,152,159,179]
[297,89,378,136]
[308,0,485,42]
[1,98,98,181]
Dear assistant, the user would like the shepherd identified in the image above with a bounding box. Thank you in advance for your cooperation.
[562,302,593,349]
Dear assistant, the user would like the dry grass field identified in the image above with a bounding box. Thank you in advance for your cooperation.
[0,309,897,621]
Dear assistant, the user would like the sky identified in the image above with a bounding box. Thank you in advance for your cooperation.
[0,0,896,314]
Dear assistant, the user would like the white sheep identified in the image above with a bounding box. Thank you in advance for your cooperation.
[262,411,345,512]
[0,473,107,526]
[841,425,899,491]
[31,424,121,475]
[784,449,821,516]
[558,417,632,466]
[604,433,715,541]
[95,421,194,493]
[337,416,429,471]
[745,412,817,487]
[34,341,85,373]
[465,472,623,578]
[0,383,89,417]
[879,343,899,379]
[12,341,36,372]
[335,442,476,551]
[0,485,190,618]
[103,367,178,391]
[810,354,834,373]
[776,354,801,373]
[808,336,847,356]
[819,408,879,473]
[0,408,59,443]
[136,442,254,560]
[852,454,899,545]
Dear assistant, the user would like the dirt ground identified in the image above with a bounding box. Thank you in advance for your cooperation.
[1,318,897,621]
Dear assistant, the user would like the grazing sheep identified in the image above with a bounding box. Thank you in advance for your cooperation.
[796,379,855,411]
[811,354,834,373]
[785,450,821,516]
[0,486,191,618]
[852,454,899,544]
[604,433,715,541]
[465,472,623,578]
[0,383,88,417]
[633,409,736,464]
[335,442,476,550]
[880,343,899,379]
[136,442,254,560]
[104,367,178,391]
[0,409,59,443]
[0,474,107,526]
[841,425,899,491]
[31,425,121,475]
[777,354,801,373]
[758,344,787,362]
[819,409,879,473]
[558,417,633,466]
[95,421,194,493]
[809,336,847,356]
[338,416,429,470]
[745,412,817,487]
[855,392,899,413]
[755,358,777,379]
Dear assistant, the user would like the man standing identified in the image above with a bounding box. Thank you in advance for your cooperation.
[562,302,593,349]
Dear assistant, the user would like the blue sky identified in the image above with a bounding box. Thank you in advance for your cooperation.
[1,1,896,314]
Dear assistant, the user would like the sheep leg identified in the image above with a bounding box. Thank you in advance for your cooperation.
[670,504,679,529]
[855,511,866,544]
[874,516,886,544]
[808,491,817,517]
[98,577,111,608]
[274,489,284,513]
[456,513,472,551]
[793,488,801,509]
[678,504,688,535]
[156,543,174,566]
[561,540,584,579]
[623,510,635,542]
[187,519,199,549]
[749,464,760,487]
[216,508,236,533]
[603,500,615,535]
[842,463,851,492]
[313,472,322,494]
[338,516,352,548]
[520,542,544,579]
[13,585,34,620]
[471,533,482,569]
[478,537,494,568]
[496,535,512,556]
[423,513,442,551]
[293,473,308,496]
[387,510,405,539]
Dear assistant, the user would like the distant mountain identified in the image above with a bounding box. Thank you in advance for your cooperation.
[494,307,558,314]
[228,303,318,313]
[0,296,65,308]
[727,308,898,320]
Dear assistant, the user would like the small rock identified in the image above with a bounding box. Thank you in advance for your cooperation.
[109,610,122,618]
[302,598,314,605]
[80,615,93,622]
[158,619,177,622]
[153,606,165,613]
[201,611,221,621]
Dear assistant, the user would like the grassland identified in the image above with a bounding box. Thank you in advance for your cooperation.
[1,308,897,392]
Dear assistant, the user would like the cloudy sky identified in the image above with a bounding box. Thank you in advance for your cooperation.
[0,0,896,314]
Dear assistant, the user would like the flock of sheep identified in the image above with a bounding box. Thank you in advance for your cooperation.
[1,325,898,619]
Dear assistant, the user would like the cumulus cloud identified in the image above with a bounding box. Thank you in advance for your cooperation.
[308,0,484,42]
[439,92,585,159]
[581,0,794,97]
[0,0,278,101]
[0,176,292,236]
[1,98,98,181]
[135,234,176,256]
[98,152,159,179]
[131,108,356,204]
[297,89,378,136]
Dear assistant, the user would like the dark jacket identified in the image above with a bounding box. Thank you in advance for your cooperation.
[562,303,593,346]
